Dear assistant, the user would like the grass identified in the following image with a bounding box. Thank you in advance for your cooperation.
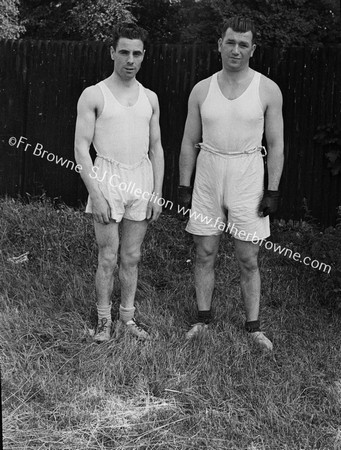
[1,196,341,450]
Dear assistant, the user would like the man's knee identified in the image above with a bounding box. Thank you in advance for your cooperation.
[235,245,259,273]
[98,247,118,272]
[194,238,219,267]
[238,255,259,273]
[120,248,141,267]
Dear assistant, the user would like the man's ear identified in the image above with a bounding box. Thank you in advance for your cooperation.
[110,46,115,60]
[251,43,256,57]
[218,38,222,53]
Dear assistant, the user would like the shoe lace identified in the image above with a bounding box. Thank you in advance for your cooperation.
[130,318,147,332]
[97,318,108,333]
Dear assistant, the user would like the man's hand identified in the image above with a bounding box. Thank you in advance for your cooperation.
[178,185,193,209]
[258,190,280,217]
[146,197,162,222]
[91,194,111,224]
[177,185,193,220]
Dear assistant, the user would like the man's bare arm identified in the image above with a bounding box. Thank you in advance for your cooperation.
[264,79,284,190]
[179,83,204,186]
[146,90,164,222]
[74,87,110,224]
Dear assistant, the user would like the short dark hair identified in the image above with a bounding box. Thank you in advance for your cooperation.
[111,22,149,49]
[221,17,257,43]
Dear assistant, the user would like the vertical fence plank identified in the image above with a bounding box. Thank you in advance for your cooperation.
[0,40,28,196]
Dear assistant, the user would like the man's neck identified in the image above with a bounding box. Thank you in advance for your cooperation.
[220,66,252,84]
[109,71,137,89]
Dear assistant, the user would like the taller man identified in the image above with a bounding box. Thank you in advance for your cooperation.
[178,17,284,350]
[75,23,164,342]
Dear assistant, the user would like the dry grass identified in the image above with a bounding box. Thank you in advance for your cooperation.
[1,197,341,450]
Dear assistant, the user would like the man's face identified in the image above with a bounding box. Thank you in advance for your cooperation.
[218,28,256,71]
[110,38,145,80]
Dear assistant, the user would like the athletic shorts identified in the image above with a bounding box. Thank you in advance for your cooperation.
[186,147,270,241]
[85,153,153,222]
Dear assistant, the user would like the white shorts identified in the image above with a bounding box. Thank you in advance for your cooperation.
[186,147,270,241]
[85,154,153,222]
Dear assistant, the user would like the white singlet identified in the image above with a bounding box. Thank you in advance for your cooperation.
[93,80,153,165]
[200,71,264,154]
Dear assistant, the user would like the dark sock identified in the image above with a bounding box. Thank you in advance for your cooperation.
[245,320,261,333]
[198,310,212,324]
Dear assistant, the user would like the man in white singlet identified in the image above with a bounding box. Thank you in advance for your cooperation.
[74,23,164,342]
[178,17,284,350]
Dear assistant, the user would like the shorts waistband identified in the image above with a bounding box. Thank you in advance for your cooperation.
[96,153,149,169]
[195,143,267,157]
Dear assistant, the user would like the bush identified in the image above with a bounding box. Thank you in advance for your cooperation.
[310,208,341,309]
[270,205,341,311]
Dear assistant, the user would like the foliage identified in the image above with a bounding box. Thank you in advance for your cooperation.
[131,0,183,43]
[19,0,79,39]
[0,0,25,38]
[177,0,222,44]
[20,0,135,40]
[211,0,341,46]
[151,0,341,46]
[310,212,341,310]
[314,123,341,176]
[69,0,135,41]
[18,0,341,44]
[20,0,181,42]
[272,208,341,311]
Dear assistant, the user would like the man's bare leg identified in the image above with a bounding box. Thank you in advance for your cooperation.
[234,238,272,350]
[117,218,150,339]
[93,220,120,341]
[186,234,220,338]
[194,235,221,310]
[119,218,148,308]
[234,239,260,321]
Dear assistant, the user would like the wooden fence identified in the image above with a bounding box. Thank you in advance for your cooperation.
[0,40,340,226]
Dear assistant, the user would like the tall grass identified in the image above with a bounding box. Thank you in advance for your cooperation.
[1,197,340,450]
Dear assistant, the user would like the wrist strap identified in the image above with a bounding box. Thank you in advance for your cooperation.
[178,185,193,192]
[265,190,280,198]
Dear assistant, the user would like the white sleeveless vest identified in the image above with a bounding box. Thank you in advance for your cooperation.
[200,71,264,154]
[93,81,153,165]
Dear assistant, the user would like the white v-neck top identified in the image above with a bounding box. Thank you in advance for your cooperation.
[200,71,264,154]
[93,80,153,165]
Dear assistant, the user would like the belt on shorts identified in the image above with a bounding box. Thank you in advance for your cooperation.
[195,142,267,157]
[96,153,149,169]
